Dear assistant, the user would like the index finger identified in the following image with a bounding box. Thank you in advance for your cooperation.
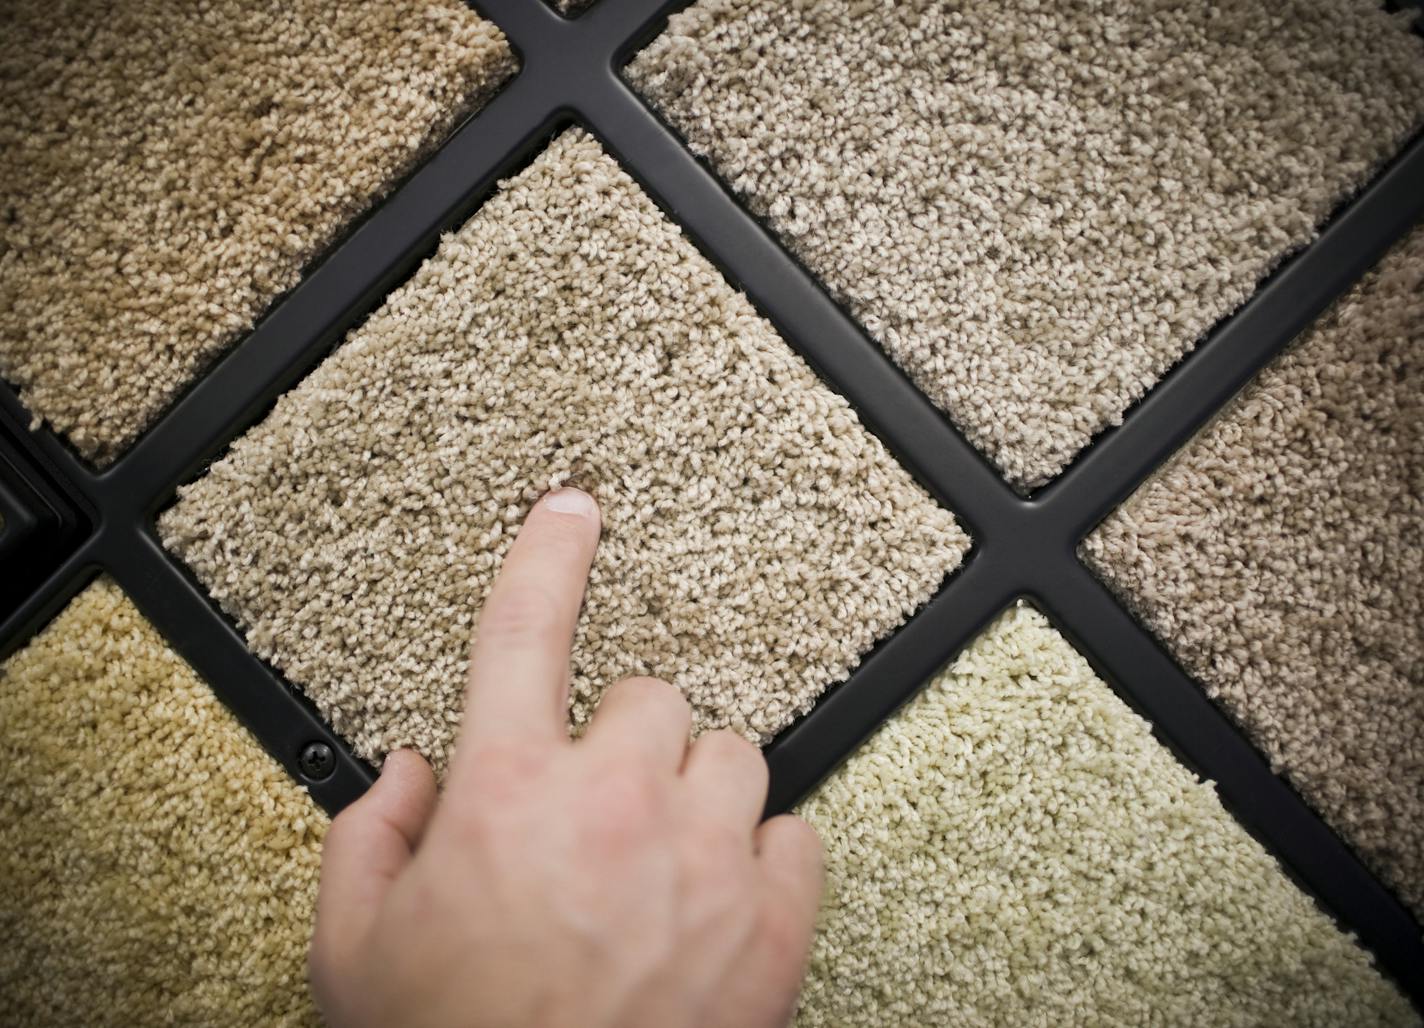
[455,488,601,759]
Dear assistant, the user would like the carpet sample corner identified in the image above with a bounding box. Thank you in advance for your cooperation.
[627,0,1424,490]
[795,605,1415,1027]
[0,0,516,465]
[1082,227,1424,919]
[0,578,326,1027]
[159,128,969,773]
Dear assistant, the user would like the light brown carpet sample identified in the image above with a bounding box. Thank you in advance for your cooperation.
[1083,228,1424,919]
[0,0,515,465]
[160,129,969,773]
[796,606,1415,1027]
[0,578,326,1026]
[627,0,1424,490]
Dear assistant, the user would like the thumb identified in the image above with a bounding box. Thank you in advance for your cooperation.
[311,749,438,973]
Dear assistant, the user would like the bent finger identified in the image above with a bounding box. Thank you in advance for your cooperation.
[582,676,692,771]
[681,729,769,832]
[756,814,825,937]
[313,749,438,967]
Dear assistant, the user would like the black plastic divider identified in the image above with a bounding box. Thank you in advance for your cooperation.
[1036,567,1424,999]
[0,408,88,623]
[0,0,1420,1008]
[1040,133,1424,538]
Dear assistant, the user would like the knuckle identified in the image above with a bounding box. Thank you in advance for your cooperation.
[758,901,813,966]
[476,586,560,644]
[680,830,758,918]
[699,729,767,778]
[584,762,664,835]
[613,675,688,713]
[773,816,825,869]
[463,741,544,799]
[686,821,753,872]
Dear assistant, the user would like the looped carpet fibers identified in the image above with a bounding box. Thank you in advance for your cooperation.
[0,0,515,465]
[795,605,1415,1027]
[626,0,1424,490]
[0,579,325,1026]
[1082,226,1424,920]
[159,128,970,773]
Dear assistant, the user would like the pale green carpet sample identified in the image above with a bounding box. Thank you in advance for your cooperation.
[795,606,1414,1027]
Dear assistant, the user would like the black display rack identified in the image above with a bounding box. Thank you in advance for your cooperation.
[1,0,1420,1008]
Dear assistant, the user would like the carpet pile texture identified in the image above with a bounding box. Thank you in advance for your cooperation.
[0,579,325,1026]
[160,129,969,773]
[795,605,1414,1027]
[627,0,1424,489]
[0,0,515,464]
[1083,227,1424,919]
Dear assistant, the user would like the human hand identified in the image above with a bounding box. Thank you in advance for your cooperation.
[309,488,824,1028]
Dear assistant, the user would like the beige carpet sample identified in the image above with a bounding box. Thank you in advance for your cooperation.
[0,578,326,1027]
[0,0,516,465]
[160,129,969,773]
[796,605,1415,1028]
[627,0,1424,490]
[1082,227,1424,920]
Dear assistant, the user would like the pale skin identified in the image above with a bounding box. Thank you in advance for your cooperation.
[310,487,826,1028]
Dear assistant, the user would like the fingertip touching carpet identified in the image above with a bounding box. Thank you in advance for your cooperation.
[159,128,969,774]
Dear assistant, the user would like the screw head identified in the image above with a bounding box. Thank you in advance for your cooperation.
[298,741,336,781]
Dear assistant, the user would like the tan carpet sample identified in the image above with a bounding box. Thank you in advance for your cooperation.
[0,0,515,465]
[795,605,1415,1028]
[1082,227,1424,920]
[627,0,1424,490]
[0,578,326,1027]
[160,129,969,773]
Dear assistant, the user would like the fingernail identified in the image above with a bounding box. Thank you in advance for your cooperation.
[543,487,597,517]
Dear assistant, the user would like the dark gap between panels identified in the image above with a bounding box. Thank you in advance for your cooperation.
[0,407,90,626]
[0,0,1420,1011]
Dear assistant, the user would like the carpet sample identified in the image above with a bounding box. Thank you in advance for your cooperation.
[0,0,515,465]
[1082,227,1424,919]
[0,578,326,1027]
[159,128,969,773]
[795,605,1415,1027]
[627,0,1424,490]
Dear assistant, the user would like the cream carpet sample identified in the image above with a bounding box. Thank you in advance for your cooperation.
[627,0,1424,490]
[0,0,515,465]
[795,605,1415,1028]
[1082,227,1424,920]
[160,129,969,773]
[0,578,326,1027]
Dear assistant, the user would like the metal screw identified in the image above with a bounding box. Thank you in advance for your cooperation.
[298,741,336,781]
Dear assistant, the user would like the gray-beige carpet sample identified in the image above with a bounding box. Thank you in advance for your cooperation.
[795,605,1415,1027]
[1082,227,1424,920]
[159,129,969,773]
[627,0,1424,490]
[0,0,515,465]
[0,578,326,1027]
